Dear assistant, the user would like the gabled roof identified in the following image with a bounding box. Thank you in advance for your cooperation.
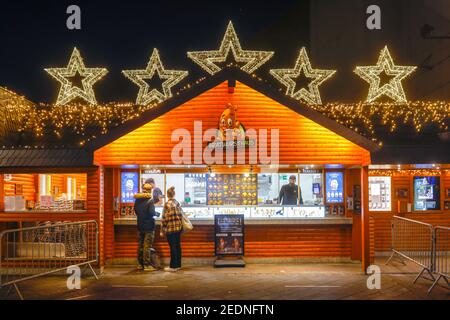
[86,68,380,152]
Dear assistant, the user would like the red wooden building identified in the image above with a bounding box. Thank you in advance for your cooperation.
[1,69,449,272]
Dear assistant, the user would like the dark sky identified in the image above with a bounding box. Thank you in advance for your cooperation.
[0,0,310,103]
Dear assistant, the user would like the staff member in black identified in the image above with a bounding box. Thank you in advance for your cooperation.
[278,175,303,205]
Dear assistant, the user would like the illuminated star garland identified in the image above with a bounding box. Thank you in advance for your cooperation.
[122,48,188,105]
[309,101,450,135]
[187,21,274,75]
[354,46,417,103]
[270,47,336,104]
[45,47,108,105]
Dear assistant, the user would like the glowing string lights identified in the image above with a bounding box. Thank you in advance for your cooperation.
[45,47,108,105]
[270,47,336,105]
[187,21,274,75]
[354,46,417,103]
[122,48,188,105]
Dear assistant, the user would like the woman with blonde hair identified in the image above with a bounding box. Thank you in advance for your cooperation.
[161,186,183,271]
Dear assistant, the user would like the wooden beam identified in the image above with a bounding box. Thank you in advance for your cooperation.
[361,166,370,273]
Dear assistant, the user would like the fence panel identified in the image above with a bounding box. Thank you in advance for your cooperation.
[0,220,98,299]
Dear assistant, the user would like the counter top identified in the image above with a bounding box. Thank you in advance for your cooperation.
[114,217,353,226]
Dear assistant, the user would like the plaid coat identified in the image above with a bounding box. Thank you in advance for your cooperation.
[161,199,183,234]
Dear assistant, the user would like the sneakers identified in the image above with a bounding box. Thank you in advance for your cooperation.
[143,265,157,271]
[137,265,144,270]
[164,267,179,272]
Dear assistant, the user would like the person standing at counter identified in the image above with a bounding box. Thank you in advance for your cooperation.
[134,183,157,271]
[161,186,183,272]
[278,175,303,205]
[145,178,164,205]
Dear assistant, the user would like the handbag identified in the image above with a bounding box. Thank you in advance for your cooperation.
[181,209,193,233]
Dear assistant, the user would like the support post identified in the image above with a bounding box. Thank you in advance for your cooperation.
[361,166,370,274]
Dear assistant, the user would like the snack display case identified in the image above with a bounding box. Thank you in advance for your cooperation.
[207,174,257,206]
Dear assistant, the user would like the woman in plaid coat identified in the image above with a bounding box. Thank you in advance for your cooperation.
[161,186,183,272]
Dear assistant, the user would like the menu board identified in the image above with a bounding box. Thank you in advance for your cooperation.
[326,172,344,203]
[369,176,391,211]
[121,172,139,203]
[207,174,257,205]
[414,176,440,211]
[215,214,244,256]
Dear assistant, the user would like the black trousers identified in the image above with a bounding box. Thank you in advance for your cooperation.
[166,231,182,268]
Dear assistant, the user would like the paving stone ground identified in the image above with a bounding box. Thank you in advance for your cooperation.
[1,258,449,300]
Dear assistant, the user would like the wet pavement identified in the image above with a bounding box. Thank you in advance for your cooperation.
[1,258,449,300]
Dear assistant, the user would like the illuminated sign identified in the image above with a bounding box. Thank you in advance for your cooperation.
[326,172,344,203]
[121,172,139,203]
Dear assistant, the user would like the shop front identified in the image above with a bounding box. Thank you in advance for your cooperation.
[1,73,448,272]
[93,80,373,265]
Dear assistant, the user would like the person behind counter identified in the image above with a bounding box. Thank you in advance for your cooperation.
[161,186,183,272]
[134,183,157,271]
[145,178,164,205]
[278,175,303,205]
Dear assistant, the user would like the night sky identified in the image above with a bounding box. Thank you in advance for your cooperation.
[0,0,310,103]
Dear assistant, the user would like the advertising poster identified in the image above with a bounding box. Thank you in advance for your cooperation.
[121,172,139,203]
[215,214,244,256]
[326,172,344,203]
[414,176,440,211]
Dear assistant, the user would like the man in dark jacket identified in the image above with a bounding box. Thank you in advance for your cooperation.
[278,175,303,205]
[135,183,156,271]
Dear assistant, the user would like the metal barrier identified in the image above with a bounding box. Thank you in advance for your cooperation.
[0,220,99,300]
[429,226,450,294]
[386,216,435,284]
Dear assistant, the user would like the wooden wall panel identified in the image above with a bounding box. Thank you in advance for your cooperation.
[371,171,450,253]
[95,81,369,166]
[4,174,36,201]
[112,224,352,259]
[104,168,115,260]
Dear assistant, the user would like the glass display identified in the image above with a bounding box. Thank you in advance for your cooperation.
[369,176,391,211]
[326,172,344,203]
[166,173,185,204]
[414,176,440,211]
[299,173,324,205]
[184,174,207,205]
[207,174,257,206]
[257,173,279,204]
[278,173,300,205]
[121,172,139,203]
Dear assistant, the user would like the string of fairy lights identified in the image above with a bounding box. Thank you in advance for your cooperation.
[0,21,448,147]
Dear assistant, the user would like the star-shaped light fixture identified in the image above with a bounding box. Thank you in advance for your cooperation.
[122,48,188,105]
[269,47,336,105]
[187,21,274,75]
[354,46,417,103]
[45,47,108,105]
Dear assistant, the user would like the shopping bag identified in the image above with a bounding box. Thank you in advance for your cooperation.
[181,210,193,233]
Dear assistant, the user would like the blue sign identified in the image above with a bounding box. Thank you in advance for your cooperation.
[326,172,344,203]
[121,172,138,203]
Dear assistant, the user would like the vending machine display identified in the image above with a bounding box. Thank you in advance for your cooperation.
[326,172,344,203]
[414,176,440,211]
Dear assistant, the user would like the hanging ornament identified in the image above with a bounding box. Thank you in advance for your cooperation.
[45,47,108,105]
[187,21,274,75]
[354,46,416,103]
[122,48,188,105]
[270,47,336,105]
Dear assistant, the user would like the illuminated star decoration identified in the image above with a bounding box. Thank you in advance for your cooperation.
[122,48,188,105]
[187,21,274,75]
[354,46,417,103]
[45,47,108,105]
[269,47,336,105]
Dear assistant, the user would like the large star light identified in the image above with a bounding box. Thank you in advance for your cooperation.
[270,47,336,105]
[45,47,108,105]
[354,46,416,103]
[187,21,274,75]
[122,48,188,105]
